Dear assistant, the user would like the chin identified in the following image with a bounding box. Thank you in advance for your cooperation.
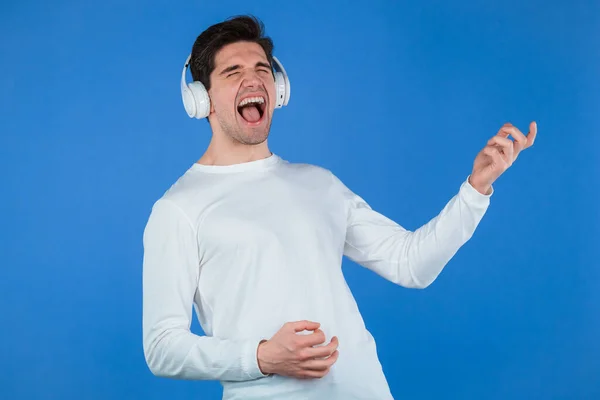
[235,113,272,145]
[237,126,270,146]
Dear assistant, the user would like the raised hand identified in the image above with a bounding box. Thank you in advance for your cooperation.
[469,121,537,195]
[256,320,339,379]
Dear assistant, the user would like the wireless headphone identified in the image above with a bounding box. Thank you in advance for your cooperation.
[181,53,291,119]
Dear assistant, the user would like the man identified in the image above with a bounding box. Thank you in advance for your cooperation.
[142,15,537,400]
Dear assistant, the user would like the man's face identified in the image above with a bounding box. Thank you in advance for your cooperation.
[207,41,276,145]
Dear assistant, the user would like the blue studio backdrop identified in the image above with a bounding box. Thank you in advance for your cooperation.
[1,1,598,399]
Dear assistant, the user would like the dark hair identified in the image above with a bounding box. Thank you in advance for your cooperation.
[190,15,275,91]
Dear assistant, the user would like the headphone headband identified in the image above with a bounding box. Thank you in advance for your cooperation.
[181,54,192,96]
[181,53,290,119]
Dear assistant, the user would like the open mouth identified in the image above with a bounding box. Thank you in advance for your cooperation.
[237,95,266,124]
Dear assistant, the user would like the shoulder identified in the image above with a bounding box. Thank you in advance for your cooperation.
[146,165,214,226]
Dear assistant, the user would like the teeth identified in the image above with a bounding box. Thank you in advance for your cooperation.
[238,96,265,107]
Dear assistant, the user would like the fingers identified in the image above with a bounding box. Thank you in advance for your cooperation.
[499,123,527,142]
[289,320,320,333]
[499,123,527,157]
[482,145,508,169]
[298,336,338,360]
[298,329,327,347]
[487,136,514,165]
[286,331,340,380]
[498,121,538,158]
[308,336,339,358]
[302,350,339,371]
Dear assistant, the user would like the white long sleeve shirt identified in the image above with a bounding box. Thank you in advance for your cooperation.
[142,153,491,399]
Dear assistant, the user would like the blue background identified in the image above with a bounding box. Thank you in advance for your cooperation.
[2,1,598,399]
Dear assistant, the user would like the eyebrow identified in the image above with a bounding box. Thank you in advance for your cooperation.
[219,61,272,76]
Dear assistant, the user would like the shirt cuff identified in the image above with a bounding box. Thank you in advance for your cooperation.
[240,339,271,380]
[461,175,493,206]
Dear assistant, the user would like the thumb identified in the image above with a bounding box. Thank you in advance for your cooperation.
[291,320,320,332]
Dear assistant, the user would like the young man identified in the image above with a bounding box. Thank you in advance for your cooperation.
[142,15,537,400]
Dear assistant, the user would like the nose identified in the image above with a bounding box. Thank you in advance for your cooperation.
[240,69,262,89]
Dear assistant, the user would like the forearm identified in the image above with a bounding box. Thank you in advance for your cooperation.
[343,176,491,288]
[143,324,265,381]
[398,177,491,287]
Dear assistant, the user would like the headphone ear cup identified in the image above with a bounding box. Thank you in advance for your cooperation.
[274,71,286,109]
[182,86,196,118]
[188,81,210,119]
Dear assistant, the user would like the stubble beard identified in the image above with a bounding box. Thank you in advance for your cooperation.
[218,112,272,146]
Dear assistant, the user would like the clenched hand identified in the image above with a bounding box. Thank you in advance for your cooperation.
[469,121,537,195]
[257,320,339,379]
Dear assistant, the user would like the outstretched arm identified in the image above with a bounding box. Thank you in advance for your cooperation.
[340,121,537,288]
[339,174,491,288]
[142,199,267,381]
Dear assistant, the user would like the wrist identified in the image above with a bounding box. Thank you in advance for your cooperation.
[257,339,272,376]
[468,175,492,195]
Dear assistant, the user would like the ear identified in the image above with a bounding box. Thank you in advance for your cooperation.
[207,91,215,114]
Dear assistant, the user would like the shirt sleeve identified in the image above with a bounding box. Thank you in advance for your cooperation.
[142,198,268,381]
[335,173,492,288]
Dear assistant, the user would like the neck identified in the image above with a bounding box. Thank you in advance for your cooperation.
[197,131,272,166]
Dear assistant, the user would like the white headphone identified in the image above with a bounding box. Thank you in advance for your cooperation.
[181,53,291,119]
